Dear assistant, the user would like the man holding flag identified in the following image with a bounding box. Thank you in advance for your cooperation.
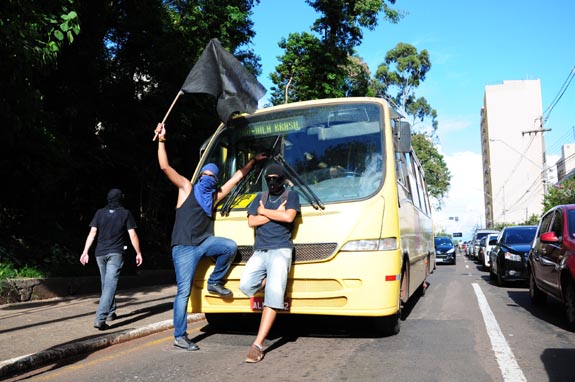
[154,38,267,351]
[156,122,266,350]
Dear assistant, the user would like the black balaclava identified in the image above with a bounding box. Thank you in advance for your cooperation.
[265,164,286,196]
[106,189,124,209]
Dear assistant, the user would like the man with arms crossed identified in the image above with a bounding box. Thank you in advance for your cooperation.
[240,164,300,363]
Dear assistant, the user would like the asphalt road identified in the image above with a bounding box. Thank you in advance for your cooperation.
[7,252,575,382]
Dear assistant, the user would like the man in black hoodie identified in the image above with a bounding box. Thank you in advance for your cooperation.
[80,189,143,330]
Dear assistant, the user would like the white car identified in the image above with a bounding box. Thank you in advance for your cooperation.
[478,233,499,270]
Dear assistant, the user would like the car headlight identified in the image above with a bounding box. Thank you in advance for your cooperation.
[446,248,455,254]
[504,252,522,262]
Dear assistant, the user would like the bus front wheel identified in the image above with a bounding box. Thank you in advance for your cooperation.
[373,312,401,336]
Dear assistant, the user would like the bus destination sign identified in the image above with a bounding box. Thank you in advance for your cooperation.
[241,116,304,137]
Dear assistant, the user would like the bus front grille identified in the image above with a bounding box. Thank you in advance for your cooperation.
[235,243,338,263]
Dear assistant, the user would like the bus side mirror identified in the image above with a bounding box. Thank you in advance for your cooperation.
[398,121,411,153]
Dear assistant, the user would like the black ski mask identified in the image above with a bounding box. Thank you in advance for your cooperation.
[265,164,286,196]
[106,188,124,209]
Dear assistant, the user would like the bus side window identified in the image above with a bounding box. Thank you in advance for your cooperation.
[405,152,421,208]
[414,161,430,215]
[396,151,412,201]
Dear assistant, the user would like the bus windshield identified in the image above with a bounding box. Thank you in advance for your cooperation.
[203,102,385,209]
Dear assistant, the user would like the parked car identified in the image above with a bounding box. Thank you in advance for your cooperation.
[528,204,575,331]
[435,236,456,265]
[478,233,499,270]
[471,229,499,260]
[465,241,473,257]
[489,225,537,286]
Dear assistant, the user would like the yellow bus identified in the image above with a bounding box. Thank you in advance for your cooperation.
[189,97,434,335]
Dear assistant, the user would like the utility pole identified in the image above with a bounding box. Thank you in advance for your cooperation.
[523,117,551,194]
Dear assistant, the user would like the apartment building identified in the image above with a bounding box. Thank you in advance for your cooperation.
[557,143,575,181]
[480,79,545,226]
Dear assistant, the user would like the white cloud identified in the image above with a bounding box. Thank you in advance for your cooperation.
[436,114,476,134]
[432,150,485,241]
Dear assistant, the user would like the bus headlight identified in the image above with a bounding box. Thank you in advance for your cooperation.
[341,238,398,251]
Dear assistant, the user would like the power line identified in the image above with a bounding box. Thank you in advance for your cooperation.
[543,66,575,124]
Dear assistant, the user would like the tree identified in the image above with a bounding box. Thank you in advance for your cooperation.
[372,43,447,201]
[269,32,325,104]
[372,43,431,108]
[268,4,450,206]
[542,177,575,213]
[372,43,438,135]
[270,0,401,104]
[343,55,373,97]
[0,0,262,274]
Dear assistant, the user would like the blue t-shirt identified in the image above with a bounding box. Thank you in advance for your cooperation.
[247,190,300,250]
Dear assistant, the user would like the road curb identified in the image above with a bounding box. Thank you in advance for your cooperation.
[0,313,204,379]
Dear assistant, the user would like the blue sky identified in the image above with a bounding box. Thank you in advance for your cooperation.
[249,0,575,240]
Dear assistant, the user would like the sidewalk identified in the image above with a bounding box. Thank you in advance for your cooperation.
[0,284,203,379]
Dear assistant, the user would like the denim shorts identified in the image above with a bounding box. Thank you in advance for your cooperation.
[239,248,292,310]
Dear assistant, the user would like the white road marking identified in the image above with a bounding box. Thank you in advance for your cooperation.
[472,283,526,382]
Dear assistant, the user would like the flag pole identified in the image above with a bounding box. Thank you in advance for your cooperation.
[153,90,184,141]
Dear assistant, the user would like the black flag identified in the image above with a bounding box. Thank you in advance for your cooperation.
[180,38,266,123]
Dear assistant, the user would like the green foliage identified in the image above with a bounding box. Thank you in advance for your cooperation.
[493,213,541,231]
[411,133,451,202]
[372,42,432,110]
[0,0,261,275]
[269,5,449,205]
[406,96,438,135]
[542,177,575,213]
[270,0,400,104]
[343,55,373,96]
[0,262,44,281]
[269,32,326,104]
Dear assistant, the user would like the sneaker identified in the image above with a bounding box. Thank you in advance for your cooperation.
[207,283,232,297]
[94,321,109,331]
[245,344,264,363]
[174,336,200,351]
[107,313,118,322]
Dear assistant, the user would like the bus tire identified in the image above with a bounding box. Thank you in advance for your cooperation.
[204,313,257,332]
[204,313,226,330]
[373,313,401,337]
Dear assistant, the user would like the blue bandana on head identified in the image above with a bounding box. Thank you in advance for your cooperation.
[194,163,219,217]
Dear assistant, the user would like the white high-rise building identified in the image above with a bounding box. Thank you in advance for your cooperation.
[480,80,545,226]
[557,143,575,181]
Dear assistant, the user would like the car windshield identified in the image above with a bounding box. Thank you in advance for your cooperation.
[503,227,537,244]
[434,238,452,246]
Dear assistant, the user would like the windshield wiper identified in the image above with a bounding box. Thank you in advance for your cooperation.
[274,153,325,210]
[220,163,263,217]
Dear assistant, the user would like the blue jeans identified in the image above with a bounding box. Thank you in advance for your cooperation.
[95,253,124,323]
[172,236,237,338]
